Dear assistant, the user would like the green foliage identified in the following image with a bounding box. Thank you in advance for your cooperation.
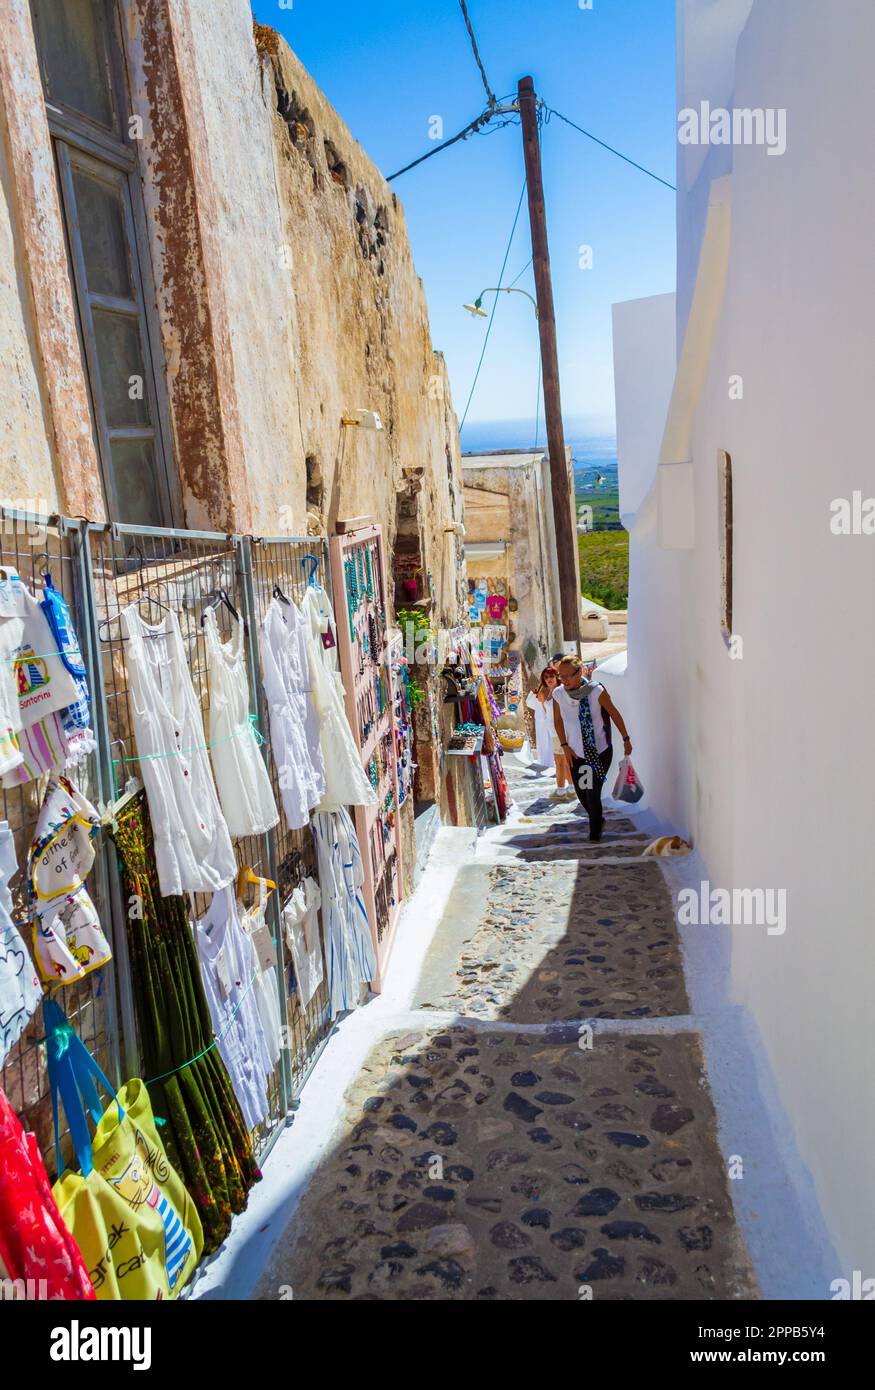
[578,530,629,610]
[406,675,426,708]
[397,607,432,641]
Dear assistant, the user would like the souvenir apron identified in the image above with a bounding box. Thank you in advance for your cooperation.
[28,776,111,984]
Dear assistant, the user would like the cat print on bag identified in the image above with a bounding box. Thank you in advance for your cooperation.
[110,1131,192,1290]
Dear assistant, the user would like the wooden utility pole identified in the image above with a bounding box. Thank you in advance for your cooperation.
[518,75,580,649]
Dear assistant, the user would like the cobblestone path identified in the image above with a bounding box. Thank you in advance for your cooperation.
[257,761,756,1301]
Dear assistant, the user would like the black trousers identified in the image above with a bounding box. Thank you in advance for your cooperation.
[570,745,613,839]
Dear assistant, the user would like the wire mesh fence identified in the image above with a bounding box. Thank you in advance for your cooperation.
[0,512,118,1179]
[245,535,333,1098]
[1,515,337,1174]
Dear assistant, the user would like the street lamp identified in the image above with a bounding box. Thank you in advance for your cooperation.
[463,287,539,319]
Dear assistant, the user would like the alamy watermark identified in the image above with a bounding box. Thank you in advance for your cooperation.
[830,492,875,535]
[678,102,786,157]
[677,880,787,935]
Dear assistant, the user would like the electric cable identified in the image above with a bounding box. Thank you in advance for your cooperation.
[459,0,497,109]
[543,105,676,191]
[459,180,528,433]
[509,255,528,287]
[387,105,496,182]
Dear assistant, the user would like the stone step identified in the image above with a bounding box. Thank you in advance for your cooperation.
[255,1024,756,1302]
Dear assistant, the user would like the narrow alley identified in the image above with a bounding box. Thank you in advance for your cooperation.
[3,0,871,1347]
[204,757,756,1303]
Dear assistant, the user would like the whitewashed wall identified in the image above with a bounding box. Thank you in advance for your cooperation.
[613,0,875,1283]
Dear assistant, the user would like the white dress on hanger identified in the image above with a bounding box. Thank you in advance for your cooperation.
[193,886,273,1132]
[259,597,325,831]
[122,606,236,897]
[281,875,324,1009]
[300,584,377,813]
[237,880,283,1068]
[312,806,376,1018]
[203,608,279,838]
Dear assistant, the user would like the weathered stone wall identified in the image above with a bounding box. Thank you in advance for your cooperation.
[0,0,104,517]
[0,2,469,826]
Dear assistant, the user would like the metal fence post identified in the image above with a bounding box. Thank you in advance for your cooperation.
[79,522,141,1081]
[236,535,294,1119]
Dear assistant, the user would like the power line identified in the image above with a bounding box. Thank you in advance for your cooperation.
[386,105,496,182]
[459,180,527,433]
[543,105,676,191]
[459,0,497,109]
[508,255,533,288]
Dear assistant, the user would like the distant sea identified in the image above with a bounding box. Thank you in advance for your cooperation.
[460,418,617,484]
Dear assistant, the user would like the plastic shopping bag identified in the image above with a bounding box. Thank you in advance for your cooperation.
[53,1077,203,1300]
[45,1000,203,1300]
[612,756,645,804]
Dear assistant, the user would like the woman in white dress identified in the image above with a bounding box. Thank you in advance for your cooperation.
[525,665,572,796]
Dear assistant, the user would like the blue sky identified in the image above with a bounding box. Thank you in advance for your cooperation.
[251,0,676,435]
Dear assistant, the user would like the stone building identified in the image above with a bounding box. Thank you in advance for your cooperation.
[1,0,471,841]
[462,447,578,673]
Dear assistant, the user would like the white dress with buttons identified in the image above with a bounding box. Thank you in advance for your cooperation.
[203,607,279,838]
[121,605,237,897]
[259,597,326,831]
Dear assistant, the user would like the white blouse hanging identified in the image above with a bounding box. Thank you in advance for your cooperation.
[121,606,236,898]
[203,608,278,838]
[237,880,283,1069]
[259,597,325,831]
[0,822,40,1068]
[312,807,376,1019]
[300,585,377,813]
[281,875,324,1009]
[193,887,274,1132]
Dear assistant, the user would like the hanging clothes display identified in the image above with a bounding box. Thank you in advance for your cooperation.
[312,807,376,1018]
[281,874,324,1009]
[39,571,95,765]
[121,605,236,897]
[28,776,112,985]
[203,607,279,838]
[259,596,326,830]
[0,568,82,788]
[0,1086,94,1300]
[193,886,275,1132]
[0,821,40,1068]
[108,790,259,1253]
[0,613,24,780]
[237,878,283,1069]
[300,583,378,812]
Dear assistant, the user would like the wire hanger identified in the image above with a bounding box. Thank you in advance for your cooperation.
[201,588,240,626]
[97,590,172,643]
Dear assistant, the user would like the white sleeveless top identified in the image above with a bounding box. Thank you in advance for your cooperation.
[259,597,326,831]
[300,585,377,813]
[552,681,611,759]
[193,886,273,1131]
[203,608,278,838]
[121,606,236,897]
